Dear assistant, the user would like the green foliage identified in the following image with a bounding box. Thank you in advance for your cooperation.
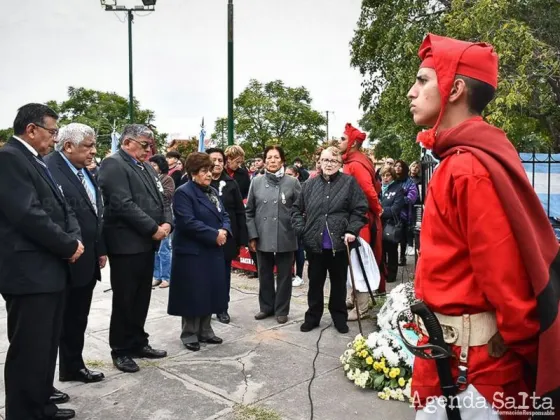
[47,87,167,157]
[174,138,199,159]
[233,404,282,420]
[212,117,228,149]
[351,0,560,153]
[234,80,327,162]
[0,128,14,143]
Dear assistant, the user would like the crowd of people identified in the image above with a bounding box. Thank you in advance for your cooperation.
[1,31,558,420]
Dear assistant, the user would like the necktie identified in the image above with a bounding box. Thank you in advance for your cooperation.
[33,156,58,190]
[77,171,97,214]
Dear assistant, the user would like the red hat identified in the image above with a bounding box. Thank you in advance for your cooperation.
[416,33,499,148]
[344,123,367,150]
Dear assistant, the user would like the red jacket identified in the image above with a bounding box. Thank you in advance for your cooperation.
[412,150,539,413]
[343,151,384,291]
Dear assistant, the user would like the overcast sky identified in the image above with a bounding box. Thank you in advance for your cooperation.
[1,0,365,141]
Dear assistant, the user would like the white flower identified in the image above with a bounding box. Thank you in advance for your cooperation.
[218,180,226,196]
[384,350,400,367]
[344,364,350,371]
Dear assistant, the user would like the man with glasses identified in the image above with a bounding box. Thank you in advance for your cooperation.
[45,123,107,386]
[0,104,84,420]
[98,124,173,374]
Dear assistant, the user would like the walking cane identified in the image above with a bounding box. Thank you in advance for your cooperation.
[346,241,363,336]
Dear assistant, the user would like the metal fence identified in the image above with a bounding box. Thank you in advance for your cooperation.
[413,150,560,262]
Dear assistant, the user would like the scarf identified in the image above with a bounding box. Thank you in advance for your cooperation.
[381,180,393,195]
[266,166,285,178]
[195,182,221,212]
[434,116,560,405]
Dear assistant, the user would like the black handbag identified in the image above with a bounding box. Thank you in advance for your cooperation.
[383,212,403,244]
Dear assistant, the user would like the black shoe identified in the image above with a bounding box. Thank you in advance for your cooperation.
[335,323,349,334]
[184,342,200,351]
[254,311,272,320]
[49,388,69,405]
[276,315,288,324]
[60,368,105,383]
[217,312,230,324]
[132,345,167,359]
[51,408,76,419]
[112,355,140,373]
[300,322,319,332]
[200,336,223,344]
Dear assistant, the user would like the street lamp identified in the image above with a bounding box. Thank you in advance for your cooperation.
[227,0,234,146]
[100,0,158,123]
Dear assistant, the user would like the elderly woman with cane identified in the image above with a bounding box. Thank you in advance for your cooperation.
[291,147,368,333]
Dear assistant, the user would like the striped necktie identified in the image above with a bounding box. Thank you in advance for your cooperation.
[77,171,97,214]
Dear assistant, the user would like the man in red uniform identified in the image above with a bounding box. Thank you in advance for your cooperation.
[340,125,384,320]
[409,33,559,418]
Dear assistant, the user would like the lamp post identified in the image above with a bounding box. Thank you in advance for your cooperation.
[227,0,234,146]
[100,0,157,124]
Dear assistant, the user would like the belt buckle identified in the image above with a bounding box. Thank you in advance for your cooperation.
[442,325,459,344]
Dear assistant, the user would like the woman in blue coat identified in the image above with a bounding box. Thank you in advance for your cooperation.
[168,152,231,352]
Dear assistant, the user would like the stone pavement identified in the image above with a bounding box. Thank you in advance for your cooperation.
[0,263,416,420]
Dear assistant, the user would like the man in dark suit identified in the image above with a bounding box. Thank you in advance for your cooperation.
[0,103,84,420]
[45,123,107,384]
[98,124,173,373]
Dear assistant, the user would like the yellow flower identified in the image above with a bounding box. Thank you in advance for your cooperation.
[394,368,401,376]
[383,367,389,375]
[389,369,397,379]
[373,362,379,370]
[366,356,374,365]
[361,350,368,358]
[398,377,406,387]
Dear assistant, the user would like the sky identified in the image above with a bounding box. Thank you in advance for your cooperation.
[0,0,365,142]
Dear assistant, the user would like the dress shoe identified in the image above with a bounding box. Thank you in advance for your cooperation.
[152,279,162,287]
[217,312,230,324]
[60,368,105,383]
[159,280,170,288]
[300,322,319,332]
[184,342,200,351]
[335,323,350,334]
[49,388,69,405]
[132,345,167,359]
[200,336,223,344]
[276,315,288,324]
[51,408,76,419]
[254,311,272,320]
[112,355,140,373]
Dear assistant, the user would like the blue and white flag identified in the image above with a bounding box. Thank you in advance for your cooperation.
[111,130,120,154]
[198,118,206,152]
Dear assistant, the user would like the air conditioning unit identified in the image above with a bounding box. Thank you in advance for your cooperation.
[142,0,156,5]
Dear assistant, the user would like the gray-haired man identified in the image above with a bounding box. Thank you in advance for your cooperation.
[97,124,173,373]
[45,123,106,385]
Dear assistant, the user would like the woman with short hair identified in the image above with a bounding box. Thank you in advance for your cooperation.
[379,165,405,283]
[292,147,368,333]
[246,145,301,324]
[168,152,230,351]
[224,145,251,199]
[206,147,248,324]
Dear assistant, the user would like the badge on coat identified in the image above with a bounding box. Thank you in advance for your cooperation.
[155,177,164,193]
[281,192,286,205]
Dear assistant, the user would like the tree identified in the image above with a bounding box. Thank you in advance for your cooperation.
[0,128,13,143]
[212,117,228,149]
[234,80,327,162]
[47,87,167,157]
[350,0,560,153]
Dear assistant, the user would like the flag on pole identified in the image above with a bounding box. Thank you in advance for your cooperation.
[111,129,120,154]
[198,117,206,152]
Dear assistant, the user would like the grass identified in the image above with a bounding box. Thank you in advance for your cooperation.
[84,359,108,368]
[233,404,282,420]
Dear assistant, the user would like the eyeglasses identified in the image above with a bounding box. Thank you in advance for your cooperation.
[321,159,341,165]
[128,138,152,150]
[34,123,59,137]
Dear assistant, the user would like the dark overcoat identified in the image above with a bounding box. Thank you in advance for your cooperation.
[168,181,231,317]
